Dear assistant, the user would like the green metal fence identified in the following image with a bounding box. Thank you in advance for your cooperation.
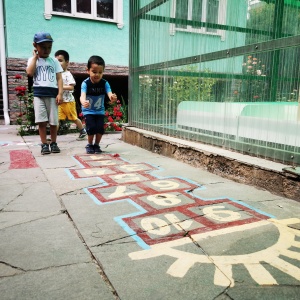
[129,0,300,164]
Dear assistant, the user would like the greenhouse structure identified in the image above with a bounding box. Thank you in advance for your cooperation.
[128,0,300,165]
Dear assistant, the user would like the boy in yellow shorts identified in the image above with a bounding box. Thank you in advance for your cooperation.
[55,50,87,139]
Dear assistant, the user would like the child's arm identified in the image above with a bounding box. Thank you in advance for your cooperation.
[63,84,75,92]
[64,72,75,91]
[56,73,63,104]
[26,50,39,77]
[107,92,117,104]
[80,92,90,108]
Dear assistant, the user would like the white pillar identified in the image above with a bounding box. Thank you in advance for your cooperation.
[0,0,10,125]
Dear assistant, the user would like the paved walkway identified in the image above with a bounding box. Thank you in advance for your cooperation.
[0,125,300,300]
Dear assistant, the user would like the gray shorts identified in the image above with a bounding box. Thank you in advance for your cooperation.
[34,97,58,125]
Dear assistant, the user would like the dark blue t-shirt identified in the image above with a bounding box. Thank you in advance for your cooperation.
[81,78,112,115]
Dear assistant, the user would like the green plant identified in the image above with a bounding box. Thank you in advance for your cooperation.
[14,74,37,136]
[137,67,216,124]
[169,66,217,102]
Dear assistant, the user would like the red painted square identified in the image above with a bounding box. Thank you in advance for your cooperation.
[9,150,38,169]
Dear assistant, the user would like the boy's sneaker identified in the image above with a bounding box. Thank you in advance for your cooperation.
[77,128,87,140]
[85,144,95,154]
[50,142,60,153]
[93,144,102,154]
[41,143,50,155]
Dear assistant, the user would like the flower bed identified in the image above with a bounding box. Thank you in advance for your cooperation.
[104,97,127,132]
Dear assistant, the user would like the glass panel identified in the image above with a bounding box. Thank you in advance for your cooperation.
[77,0,91,14]
[175,0,188,28]
[192,0,203,29]
[53,0,71,13]
[97,0,114,19]
[130,0,300,164]
[206,0,219,32]
[246,1,274,44]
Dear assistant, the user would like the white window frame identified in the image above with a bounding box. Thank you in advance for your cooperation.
[170,0,226,41]
[44,0,124,29]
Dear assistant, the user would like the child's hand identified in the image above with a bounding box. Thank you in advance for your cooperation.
[82,100,90,108]
[56,94,63,105]
[32,49,38,58]
[109,93,117,104]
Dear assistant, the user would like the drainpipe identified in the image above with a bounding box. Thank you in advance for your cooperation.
[0,0,10,125]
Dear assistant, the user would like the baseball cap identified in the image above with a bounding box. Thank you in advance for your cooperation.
[33,32,54,43]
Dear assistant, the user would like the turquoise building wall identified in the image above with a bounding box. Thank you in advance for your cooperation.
[4,0,129,66]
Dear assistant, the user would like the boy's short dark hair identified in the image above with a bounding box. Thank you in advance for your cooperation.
[87,55,105,69]
[55,50,69,62]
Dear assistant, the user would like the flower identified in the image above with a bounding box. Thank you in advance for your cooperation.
[241,56,266,101]
[14,74,36,135]
[15,86,27,96]
[104,97,127,132]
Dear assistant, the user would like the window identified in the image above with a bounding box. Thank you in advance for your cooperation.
[171,0,226,39]
[44,0,124,28]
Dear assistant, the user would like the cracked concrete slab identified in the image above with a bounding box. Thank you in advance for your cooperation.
[92,241,226,300]
[0,211,61,230]
[0,183,23,210]
[247,198,300,219]
[2,181,62,212]
[288,222,300,230]
[0,214,91,270]
[227,285,300,300]
[34,154,82,169]
[0,263,115,300]
[44,167,103,196]
[0,168,46,184]
[62,193,140,247]
[0,262,24,277]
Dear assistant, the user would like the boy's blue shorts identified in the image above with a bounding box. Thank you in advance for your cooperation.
[84,114,105,135]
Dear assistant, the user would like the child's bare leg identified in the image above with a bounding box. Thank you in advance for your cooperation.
[38,122,48,144]
[74,118,84,131]
[49,125,58,143]
[93,133,103,153]
[57,122,61,134]
[87,135,94,145]
[95,133,102,145]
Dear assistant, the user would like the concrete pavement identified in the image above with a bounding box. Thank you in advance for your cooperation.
[0,125,300,300]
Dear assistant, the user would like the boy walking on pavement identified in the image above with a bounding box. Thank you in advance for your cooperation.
[55,50,87,140]
[26,32,63,155]
[80,55,117,154]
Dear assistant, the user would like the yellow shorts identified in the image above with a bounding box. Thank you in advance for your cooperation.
[58,101,78,121]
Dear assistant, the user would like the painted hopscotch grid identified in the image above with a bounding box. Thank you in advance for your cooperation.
[69,154,270,246]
